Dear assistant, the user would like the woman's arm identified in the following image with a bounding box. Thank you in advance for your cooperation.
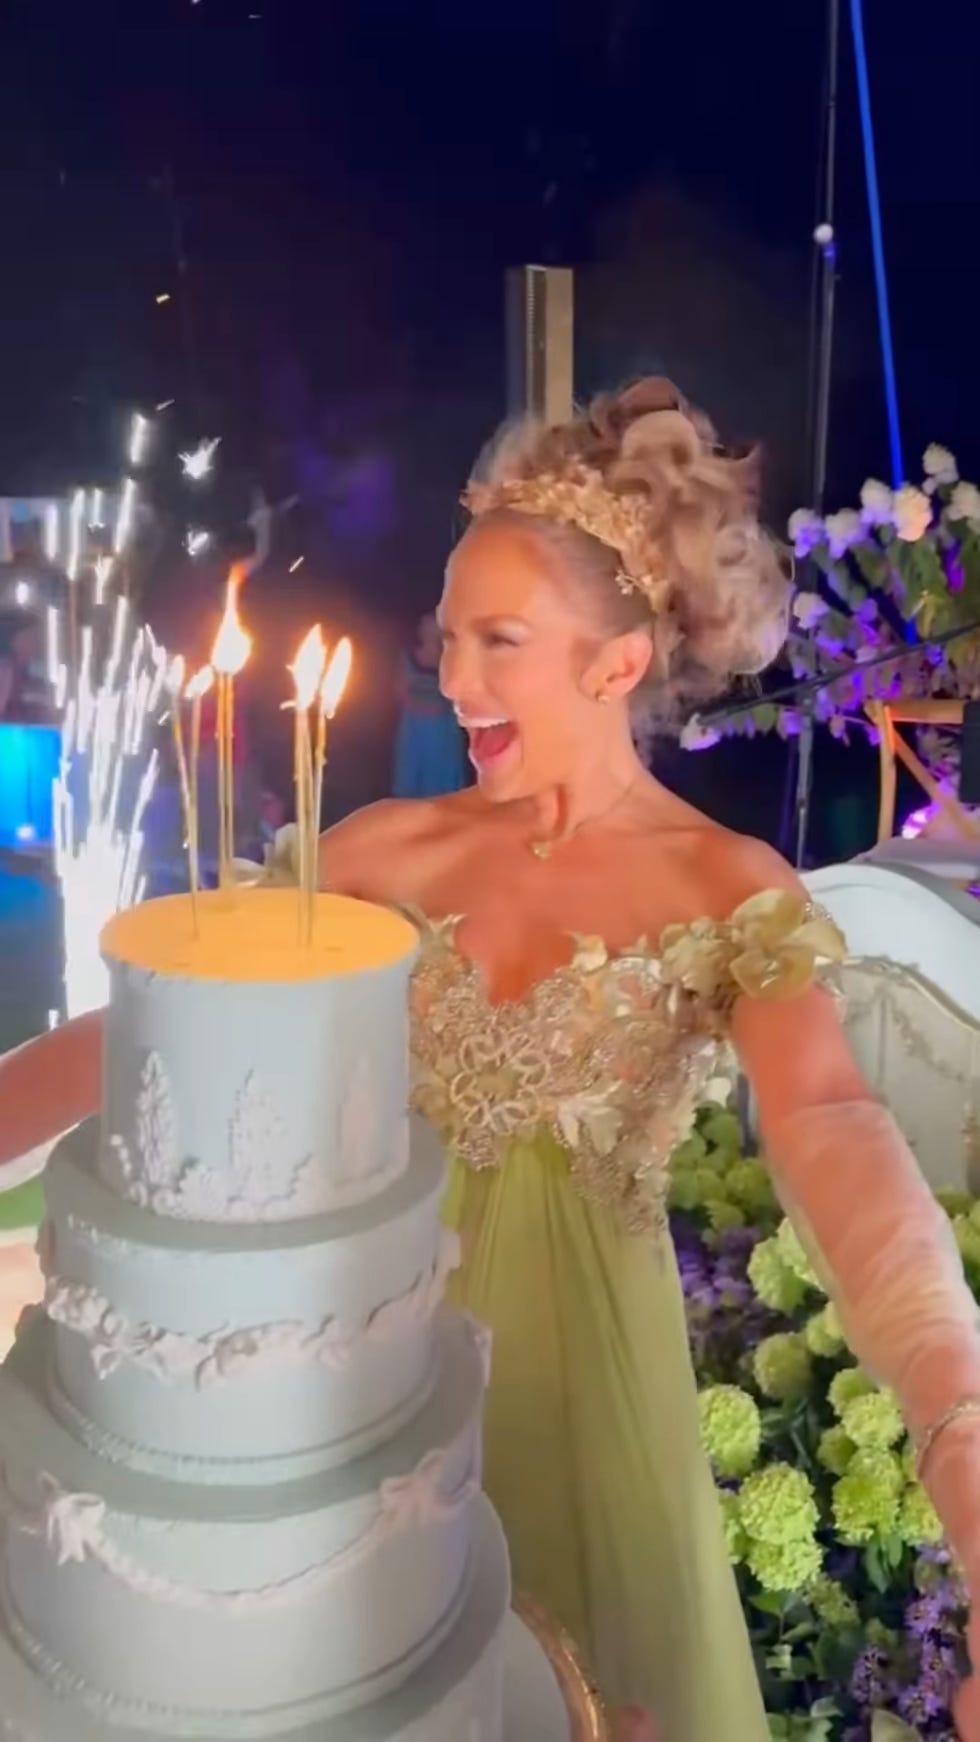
[734,930,980,1590]
[0,1010,103,1169]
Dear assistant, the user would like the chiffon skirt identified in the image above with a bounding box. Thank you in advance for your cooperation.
[444,1132,768,1741]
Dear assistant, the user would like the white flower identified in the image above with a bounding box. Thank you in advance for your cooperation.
[791,591,829,630]
[823,510,862,558]
[787,509,824,557]
[680,714,721,751]
[892,484,932,543]
[948,480,980,528]
[859,479,894,528]
[923,443,958,484]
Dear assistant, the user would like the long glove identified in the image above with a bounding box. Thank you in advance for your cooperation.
[762,1098,980,1596]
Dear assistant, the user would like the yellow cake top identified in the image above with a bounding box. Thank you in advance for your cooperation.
[100,888,418,984]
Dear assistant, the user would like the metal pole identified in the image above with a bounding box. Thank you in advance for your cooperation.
[792,0,841,868]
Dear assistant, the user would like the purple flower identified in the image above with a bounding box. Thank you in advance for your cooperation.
[850,1645,891,1709]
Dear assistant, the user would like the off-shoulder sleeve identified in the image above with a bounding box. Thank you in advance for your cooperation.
[658,888,847,1011]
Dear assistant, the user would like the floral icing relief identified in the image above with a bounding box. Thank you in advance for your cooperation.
[0,1440,479,1613]
[103,1055,403,1221]
[409,890,845,1234]
[41,1230,460,1388]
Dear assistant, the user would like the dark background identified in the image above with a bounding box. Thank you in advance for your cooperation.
[1,0,977,845]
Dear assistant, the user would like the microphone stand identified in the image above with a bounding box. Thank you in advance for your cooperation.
[791,0,841,868]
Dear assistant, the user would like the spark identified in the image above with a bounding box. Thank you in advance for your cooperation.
[179,437,221,483]
[128,413,153,467]
[67,489,86,581]
[186,528,211,557]
[93,555,113,606]
[288,556,305,573]
[44,503,60,563]
[155,292,172,306]
[156,399,175,412]
[114,477,139,555]
[54,625,161,1018]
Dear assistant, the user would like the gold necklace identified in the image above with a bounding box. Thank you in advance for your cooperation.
[528,778,639,860]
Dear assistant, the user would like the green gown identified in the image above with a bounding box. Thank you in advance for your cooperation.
[408,891,838,1739]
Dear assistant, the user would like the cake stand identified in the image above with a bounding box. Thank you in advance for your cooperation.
[505,1598,608,1739]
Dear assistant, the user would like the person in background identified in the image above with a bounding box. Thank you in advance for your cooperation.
[392,611,466,798]
[0,614,50,724]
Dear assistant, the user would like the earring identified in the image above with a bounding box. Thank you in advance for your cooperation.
[595,691,610,705]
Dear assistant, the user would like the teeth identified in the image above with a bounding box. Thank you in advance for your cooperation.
[457,715,511,730]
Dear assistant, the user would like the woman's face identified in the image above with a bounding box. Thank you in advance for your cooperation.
[438,519,615,801]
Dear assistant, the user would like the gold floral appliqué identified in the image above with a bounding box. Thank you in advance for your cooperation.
[408,890,845,1235]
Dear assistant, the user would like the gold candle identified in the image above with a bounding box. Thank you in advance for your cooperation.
[209,570,252,890]
[288,626,326,942]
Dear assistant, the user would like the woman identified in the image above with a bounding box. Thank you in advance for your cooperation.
[4,381,980,1740]
[392,611,467,797]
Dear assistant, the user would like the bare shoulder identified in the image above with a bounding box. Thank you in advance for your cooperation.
[317,794,467,902]
[657,819,803,923]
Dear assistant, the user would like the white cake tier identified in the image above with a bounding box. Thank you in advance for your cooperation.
[39,1117,452,1476]
[99,890,419,1223]
[0,1311,496,1731]
[0,1502,512,1740]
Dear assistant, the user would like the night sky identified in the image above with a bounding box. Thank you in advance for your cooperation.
[1,0,978,838]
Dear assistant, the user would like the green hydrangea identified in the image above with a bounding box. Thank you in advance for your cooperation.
[706,1199,746,1234]
[698,1386,762,1478]
[747,1237,808,1315]
[716,1488,748,1564]
[952,1215,980,1273]
[738,1463,819,1545]
[817,1425,856,1477]
[775,1219,823,1292]
[832,1450,903,1545]
[753,1333,813,1403]
[671,1131,708,1171]
[828,1367,875,1419]
[808,1574,860,1629]
[724,1158,777,1220]
[803,1302,845,1359]
[936,1187,974,1220]
[669,1167,729,1215]
[840,1389,904,1452]
[699,1108,743,1156]
[747,1533,822,1594]
[898,1483,944,1548]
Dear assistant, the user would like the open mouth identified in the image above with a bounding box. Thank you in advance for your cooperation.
[458,716,518,772]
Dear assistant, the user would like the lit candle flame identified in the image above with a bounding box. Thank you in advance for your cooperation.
[319,637,352,719]
[185,664,214,701]
[210,575,252,676]
[289,624,326,710]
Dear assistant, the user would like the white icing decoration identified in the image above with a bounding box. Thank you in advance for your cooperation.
[103,1052,410,1222]
[0,1442,479,1613]
[42,1230,461,1388]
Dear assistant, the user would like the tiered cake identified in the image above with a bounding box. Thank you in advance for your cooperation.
[0,888,511,1739]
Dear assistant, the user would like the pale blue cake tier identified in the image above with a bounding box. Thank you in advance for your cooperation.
[0,1501,510,1740]
[0,1311,495,1729]
[41,1117,450,1473]
[100,892,419,1224]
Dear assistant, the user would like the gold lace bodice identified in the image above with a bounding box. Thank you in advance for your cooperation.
[408,890,845,1233]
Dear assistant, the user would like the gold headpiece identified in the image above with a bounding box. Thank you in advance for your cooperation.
[462,462,669,614]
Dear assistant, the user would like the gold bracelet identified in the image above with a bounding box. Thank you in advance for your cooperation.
[915,1398,980,1483]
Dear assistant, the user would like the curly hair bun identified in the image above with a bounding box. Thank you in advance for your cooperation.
[471,376,791,714]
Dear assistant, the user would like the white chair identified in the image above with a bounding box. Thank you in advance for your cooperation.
[804,863,980,1193]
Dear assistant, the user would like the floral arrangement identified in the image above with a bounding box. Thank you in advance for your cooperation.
[672,1105,976,1740]
[683,446,980,754]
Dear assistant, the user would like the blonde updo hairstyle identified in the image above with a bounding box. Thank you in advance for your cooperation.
[464,377,791,726]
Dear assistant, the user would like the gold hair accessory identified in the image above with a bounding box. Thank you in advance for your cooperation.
[463,463,669,616]
[914,1397,980,1482]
